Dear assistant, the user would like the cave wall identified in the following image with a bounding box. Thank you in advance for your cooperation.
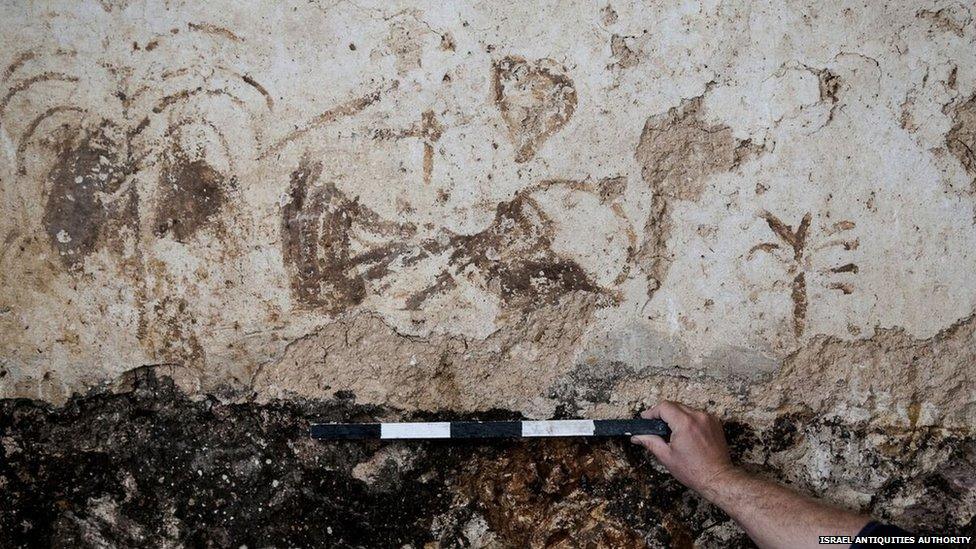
[1,0,975,546]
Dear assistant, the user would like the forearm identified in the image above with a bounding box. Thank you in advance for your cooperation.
[701,468,869,549]
[633,402,874,548]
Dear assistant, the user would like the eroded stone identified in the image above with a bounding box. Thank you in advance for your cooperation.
[1,372,972,546]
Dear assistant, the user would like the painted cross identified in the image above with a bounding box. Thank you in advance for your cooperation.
[372,110,444,184]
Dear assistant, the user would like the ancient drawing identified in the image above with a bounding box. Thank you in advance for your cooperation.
[371,109,444,184]
[2,33,272,270]
[2,2,976,544]
[493,56,577,163]
[1,26,273,378]
[281,159,628,314]
[749,212,858,337]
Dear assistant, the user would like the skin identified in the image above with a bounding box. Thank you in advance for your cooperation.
[631,401,870,549]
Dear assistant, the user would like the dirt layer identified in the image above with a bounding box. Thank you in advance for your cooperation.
[1,370,972,548]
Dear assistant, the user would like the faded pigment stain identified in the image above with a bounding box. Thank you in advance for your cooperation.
[153,150,228,243]
[493,55,577,163]
[2,0,976,544]
[41,125,137,270]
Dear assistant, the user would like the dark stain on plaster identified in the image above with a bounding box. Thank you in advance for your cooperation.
[41,125,137,270]
[947,93,976,191]
[154,150,228,243]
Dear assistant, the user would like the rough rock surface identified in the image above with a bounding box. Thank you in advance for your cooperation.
[1,0,975,545]
[1,372,973,548]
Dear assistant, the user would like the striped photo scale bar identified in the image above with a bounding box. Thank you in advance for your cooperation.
[309,418,671,440]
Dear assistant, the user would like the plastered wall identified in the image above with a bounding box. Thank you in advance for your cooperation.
[1,1,975,544]
[3,0,974,423]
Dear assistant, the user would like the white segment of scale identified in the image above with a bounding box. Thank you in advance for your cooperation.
[521,420,595,437]
[380,422,451,439]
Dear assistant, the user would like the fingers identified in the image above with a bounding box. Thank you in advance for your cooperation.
[642,400,692,425]
[630,434,670,458]
[640,406,662,419]
[641,401,721,437]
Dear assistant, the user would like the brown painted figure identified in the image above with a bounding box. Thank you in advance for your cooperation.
[493,55,577,163]
[40,124,139,270]
[749,212,858,337]
[280,157,610,315]
[2,37,271,375]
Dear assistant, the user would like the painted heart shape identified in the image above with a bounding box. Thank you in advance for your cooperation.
[492,56,577,163]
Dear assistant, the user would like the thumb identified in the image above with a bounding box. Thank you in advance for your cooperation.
[631,434,670,459]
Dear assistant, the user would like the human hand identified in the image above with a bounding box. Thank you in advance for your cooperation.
[630,401,738,495]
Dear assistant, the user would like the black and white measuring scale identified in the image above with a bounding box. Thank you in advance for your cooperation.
[310,418,671,440]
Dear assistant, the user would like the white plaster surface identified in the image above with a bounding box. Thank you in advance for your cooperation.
[0,1,974,430]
